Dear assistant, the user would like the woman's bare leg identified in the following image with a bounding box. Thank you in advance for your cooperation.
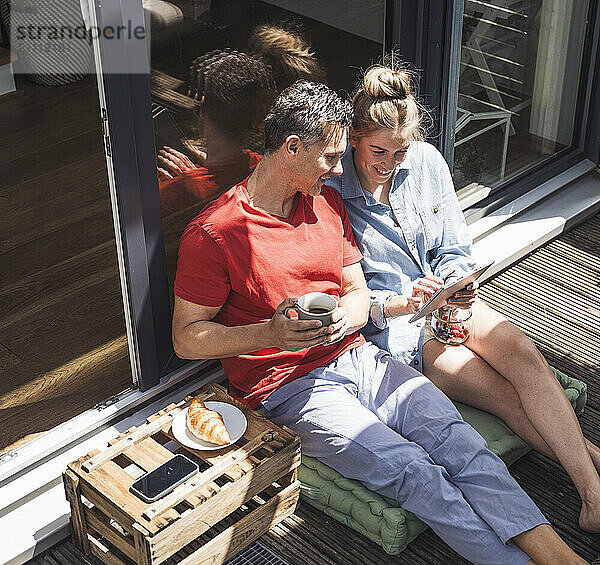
[422,299,600,531]
[422,336,600,467]
[422,339,557,456]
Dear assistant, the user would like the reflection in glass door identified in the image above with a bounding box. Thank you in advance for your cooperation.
[145,0,385,302]
[454,0,590,195]
[0,3,131,452]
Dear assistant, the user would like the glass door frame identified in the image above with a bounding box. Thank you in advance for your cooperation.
[385,0,464,166]
[92,0,185,391]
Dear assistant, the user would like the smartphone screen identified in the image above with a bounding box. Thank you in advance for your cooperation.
[130,454,198,502]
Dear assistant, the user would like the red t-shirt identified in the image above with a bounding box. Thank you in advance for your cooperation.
[174,181,365,408]
[159,150,262,216]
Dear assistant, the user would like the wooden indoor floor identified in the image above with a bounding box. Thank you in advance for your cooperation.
[29,212,600,563]
[0,77,131,451]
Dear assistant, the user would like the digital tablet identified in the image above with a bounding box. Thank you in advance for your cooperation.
[408,261,495,323]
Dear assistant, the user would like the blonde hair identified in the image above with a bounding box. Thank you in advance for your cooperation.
[247,25,326,91]
[352,64,426,141]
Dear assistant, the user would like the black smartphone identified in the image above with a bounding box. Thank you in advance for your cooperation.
[129,454,199,503]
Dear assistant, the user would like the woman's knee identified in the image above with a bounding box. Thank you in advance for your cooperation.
[474,303,531,347]
[499,331,549,389]
[513,331,543,362]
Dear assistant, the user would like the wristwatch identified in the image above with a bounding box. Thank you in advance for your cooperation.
[369,290,398,330]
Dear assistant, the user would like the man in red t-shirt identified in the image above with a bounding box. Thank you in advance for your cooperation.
[172,82,571,564]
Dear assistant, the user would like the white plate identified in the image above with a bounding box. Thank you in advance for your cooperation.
[171,401,247,450]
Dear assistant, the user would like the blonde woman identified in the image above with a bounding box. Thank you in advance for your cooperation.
[328,63,600,533]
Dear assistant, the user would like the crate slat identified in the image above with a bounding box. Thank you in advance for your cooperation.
[177,481,299,565]
[85,506,136,560]
[133,524,153,565]
[78,482,137,536]
[78,460,157,533]
[123,438,174,471]
[122,439,183,525]
[82,409,184,473]
[63,469,90,554]
[88,535,128,565]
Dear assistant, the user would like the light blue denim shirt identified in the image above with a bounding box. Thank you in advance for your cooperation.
[327,141,476,369]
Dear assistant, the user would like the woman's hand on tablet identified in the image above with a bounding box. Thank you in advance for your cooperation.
[446,280,479,309]
[384,295,423,318]
[411,276,443,301]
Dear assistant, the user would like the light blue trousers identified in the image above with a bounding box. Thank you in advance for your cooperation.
[259,343,548,565]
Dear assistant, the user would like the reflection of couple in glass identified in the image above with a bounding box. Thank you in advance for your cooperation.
[156,49,268,216]
[157,25,325,217]
[172,63,597,562]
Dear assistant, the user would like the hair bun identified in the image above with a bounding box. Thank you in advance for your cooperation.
[363,66,411,100]
[351,61,427,140]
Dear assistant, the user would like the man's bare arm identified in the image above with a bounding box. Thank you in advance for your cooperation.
[323,261,370,343]
[339,261,370,332]
[172,296,331,359]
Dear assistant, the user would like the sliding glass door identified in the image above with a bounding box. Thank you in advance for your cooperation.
[3,0,596,462]
[0,0,132,452]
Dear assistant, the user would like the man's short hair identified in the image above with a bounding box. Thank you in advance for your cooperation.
[188,49,276,141]
[264,81,352,154]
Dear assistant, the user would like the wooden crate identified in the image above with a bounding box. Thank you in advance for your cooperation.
[63,383,301,565]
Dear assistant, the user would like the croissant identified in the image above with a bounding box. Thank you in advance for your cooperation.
[186,398,231,445]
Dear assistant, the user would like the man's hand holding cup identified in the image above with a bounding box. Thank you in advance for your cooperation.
[268,293,343,351]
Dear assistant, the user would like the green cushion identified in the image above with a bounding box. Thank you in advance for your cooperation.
[298,366,587,555]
